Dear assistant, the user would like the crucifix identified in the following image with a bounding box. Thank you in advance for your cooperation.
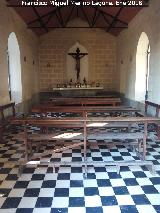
[68,47,88,81]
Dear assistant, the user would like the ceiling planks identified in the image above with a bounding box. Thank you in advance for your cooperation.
[6,0,149,36]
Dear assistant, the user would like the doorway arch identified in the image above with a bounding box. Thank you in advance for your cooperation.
[135,32,150,102]
[7,32,22,104]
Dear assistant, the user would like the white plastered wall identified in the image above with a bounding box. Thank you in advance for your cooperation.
[0,0,39,112]
[118,0,160,104]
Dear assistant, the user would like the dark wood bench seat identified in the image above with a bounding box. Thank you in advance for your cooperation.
[49,97,122,106]
[15,131,144,141]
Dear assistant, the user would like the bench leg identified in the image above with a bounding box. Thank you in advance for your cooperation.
[18,162,25,176]
[0,126,2,141]
[157,125,160,140]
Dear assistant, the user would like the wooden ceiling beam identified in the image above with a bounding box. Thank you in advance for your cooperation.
[57,7,65,27]
[91,6,98,27]
[31,6,48,32]
[90,5,128,27]
[80,6,91,27]
[27,7,62,25]
[65,5,75,27]
[92,11,101,27]
[107,7,123,32]
[28,26,128,29]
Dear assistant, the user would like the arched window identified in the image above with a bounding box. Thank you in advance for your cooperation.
[135,32,150,102]
[7,32,22,104]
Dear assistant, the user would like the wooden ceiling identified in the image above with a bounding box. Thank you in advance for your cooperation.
[6,0,149,36]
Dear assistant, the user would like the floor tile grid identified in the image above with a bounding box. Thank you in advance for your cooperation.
[0,115,160,213]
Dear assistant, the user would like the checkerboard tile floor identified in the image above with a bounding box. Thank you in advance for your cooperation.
[0,123,160,213]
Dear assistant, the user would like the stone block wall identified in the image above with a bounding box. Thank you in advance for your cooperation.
[39,19,118,91]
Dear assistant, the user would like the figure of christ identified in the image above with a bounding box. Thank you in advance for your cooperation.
[68,47,88,81]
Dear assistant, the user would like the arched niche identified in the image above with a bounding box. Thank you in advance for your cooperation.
[7,32,22,104]
[67,42,88,83]
[135,32,150,102]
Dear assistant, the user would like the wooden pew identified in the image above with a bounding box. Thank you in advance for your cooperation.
[31,105,140,130]
[11,116,160,176]
[0,102,24,141]
[136,100,160,139]
[31,104,139,115]
[49,97,122,106]
[145,100,160,117]
[0,102,16,141]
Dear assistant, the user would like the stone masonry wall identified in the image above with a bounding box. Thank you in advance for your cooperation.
[39,19,118,91]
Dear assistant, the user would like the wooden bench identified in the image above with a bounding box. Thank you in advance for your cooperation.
[0,102,16,141]
[136,101,160,139]
[30,105,140,130]
[0,102,23,141]
[49,97,122,106]
[31,104,140,116]
[11,116,160,176]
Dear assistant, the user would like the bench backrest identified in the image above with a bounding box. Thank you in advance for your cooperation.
[145,101,160,117]
[0,102,15,123]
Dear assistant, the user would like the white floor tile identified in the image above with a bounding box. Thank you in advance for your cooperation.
[0,209,16,213]
[116,195,135,205]
[39,188,55,197]
[56,180,70,188]
[146,194,160,205]
[44,173,58,180]
[33,208,51,213]
[27,181,43,188]
[18,174,33,181]
[85,195,102,207]
[0,174,8,181]
[18,197,37,208]
[95,172,109,179]
[69,188,84,197]
[52,197,69,208]
[8,189,25,197]
[58,166,71,173]
[83,179,98,187]
[68,207,86,213]
[136,178,153,186]
[136,205,157,213]
[98,187,115,196]
[103,206,121,213]
[155,184,160,192]
[120,171,135,178]
[70,173,84,180]
[110,179,126,187]
[127,186,144,195]
[0,181,16,188]
[0,197,6,208]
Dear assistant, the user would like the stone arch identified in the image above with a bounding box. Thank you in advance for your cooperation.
[7,32,22,104]
[135,32,150,102]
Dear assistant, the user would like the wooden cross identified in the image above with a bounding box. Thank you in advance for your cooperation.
[68,47,88,81]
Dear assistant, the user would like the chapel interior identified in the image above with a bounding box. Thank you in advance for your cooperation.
[1,0,160,213]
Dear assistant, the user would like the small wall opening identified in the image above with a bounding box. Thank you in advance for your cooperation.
[7,32,22,104]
